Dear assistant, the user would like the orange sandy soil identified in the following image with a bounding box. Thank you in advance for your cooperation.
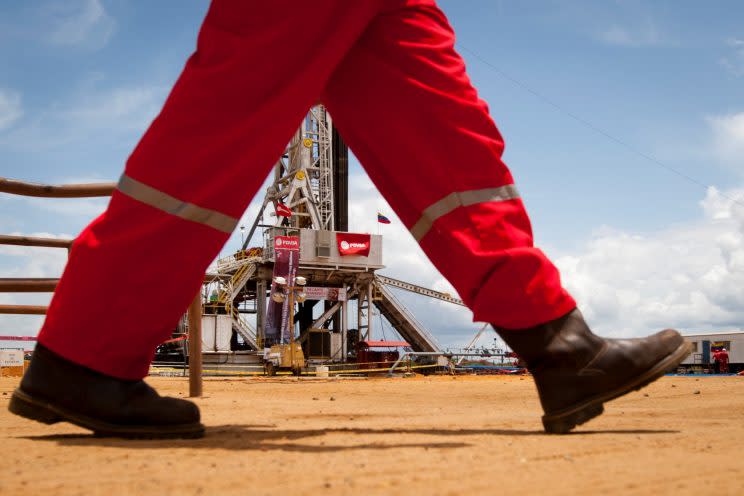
[1,374,743,495]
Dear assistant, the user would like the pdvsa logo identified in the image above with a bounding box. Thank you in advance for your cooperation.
[341,241,366,249]
[275,237,299,248]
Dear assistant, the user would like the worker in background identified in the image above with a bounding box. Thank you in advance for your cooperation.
[712,348,722,373]
[718,348,729,374]
[10,0,691,438]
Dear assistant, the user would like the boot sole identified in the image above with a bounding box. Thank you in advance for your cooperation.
[541,339,693,434]
[8,389,205,439]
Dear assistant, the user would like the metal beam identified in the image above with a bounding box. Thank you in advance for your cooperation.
[332,127,348,232]
[375,274,466,306]
[241,199,269,251]
[456,323,491,365]
[311,288,357,329]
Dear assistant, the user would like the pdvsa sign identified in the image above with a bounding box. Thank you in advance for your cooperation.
[275,236,300,250]
[336,233,371,256]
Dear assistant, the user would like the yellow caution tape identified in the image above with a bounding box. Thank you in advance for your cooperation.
[149,363,441,377]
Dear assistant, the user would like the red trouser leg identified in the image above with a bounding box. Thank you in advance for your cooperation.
[321,0,576,328]
[38,1,382,379]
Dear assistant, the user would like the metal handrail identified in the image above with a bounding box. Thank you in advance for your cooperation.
[0,305,47,315]
[0,176,204,396]
[0,278,59,292]
[0,178,107,316]
[217,256,261,274]
[0,177,115,198]
[387,351,509,376]
[0,235,73,248]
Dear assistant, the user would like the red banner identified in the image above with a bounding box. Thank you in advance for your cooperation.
[336,233,371,256]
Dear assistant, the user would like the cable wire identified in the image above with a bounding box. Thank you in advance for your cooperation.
[458,44,744,209]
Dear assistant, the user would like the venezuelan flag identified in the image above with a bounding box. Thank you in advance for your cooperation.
[377,212,391,224]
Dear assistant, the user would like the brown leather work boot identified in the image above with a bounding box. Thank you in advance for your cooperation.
[8,344,204,439]
[496,309,692,434]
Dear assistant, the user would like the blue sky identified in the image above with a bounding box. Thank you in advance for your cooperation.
[1,1,744,348]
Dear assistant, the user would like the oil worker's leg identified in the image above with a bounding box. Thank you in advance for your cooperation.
[321,0,691,433]
[322,1,573,329]
[11,0,382,438]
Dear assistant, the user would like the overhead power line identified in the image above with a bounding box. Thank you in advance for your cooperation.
[458,44,744,209]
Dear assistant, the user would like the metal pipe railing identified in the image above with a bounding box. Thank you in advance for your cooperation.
[0,278,59,292]
[0,176,203,396]
[0,234,73,249]
[0,177,115,198]
[387,351,509,376]
[0,305,48,315]
[187,293,203,397]
[0,276,220,295]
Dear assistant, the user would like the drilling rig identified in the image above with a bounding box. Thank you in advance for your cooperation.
[198,105,462,373]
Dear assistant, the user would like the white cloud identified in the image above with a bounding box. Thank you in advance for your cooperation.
[43,0,115,48]
[0,82,167,152]
[597,19,667,47]
[63,85,166,132]
[1,193,109,221]
[555,185,744,337]
[721,38,744,77]
[28,197,109,218]
[0,234,70,278]
[0,89,23,131]
[707,112,744,170]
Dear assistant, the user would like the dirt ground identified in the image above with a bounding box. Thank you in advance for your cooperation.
[1,374,742,495]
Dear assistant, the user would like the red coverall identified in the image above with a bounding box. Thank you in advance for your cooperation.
[718,350,729,373]
[38,0,576,379]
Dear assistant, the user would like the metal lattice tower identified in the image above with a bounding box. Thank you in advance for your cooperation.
[307,105,335,231]
[242,105,335,248]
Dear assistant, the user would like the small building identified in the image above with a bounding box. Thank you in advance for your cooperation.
[356,340,410,369]
[680,330,744,373]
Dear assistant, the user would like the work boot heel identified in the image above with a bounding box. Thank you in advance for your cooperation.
[8,390,61,425]
[542,402,604,434]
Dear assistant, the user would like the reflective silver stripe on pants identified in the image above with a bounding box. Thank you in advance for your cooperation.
[410,185,520,242]
[117,174,238,234]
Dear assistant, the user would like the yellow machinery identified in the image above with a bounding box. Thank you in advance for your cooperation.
[264,343,305,376]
